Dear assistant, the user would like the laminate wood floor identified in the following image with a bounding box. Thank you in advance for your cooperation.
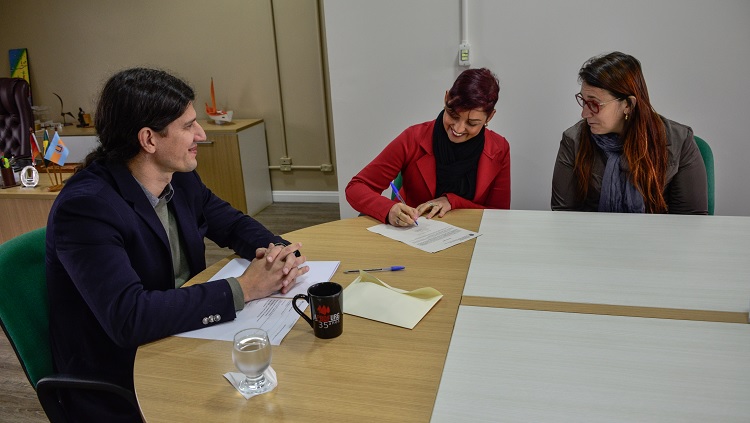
[0,202,340,422]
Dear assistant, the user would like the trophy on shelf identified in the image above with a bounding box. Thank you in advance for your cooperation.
[205,78,233,125]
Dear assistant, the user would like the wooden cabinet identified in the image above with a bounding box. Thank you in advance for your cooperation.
[196,119,272,215]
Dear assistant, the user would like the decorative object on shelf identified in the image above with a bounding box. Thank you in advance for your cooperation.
[76,107,92,127]
[20,165,39,187]
[205,78,233,125]
[31,105,49,130]
[53,93,75,126]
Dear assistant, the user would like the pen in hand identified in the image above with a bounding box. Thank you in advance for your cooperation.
[343,266,405,274]
[389,181,418,226]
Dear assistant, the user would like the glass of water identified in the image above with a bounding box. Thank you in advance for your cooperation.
[232,328,273,394]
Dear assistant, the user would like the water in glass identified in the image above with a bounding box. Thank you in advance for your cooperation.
[233,328,273,394]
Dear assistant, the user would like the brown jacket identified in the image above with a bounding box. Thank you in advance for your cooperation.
[551,117,708,214]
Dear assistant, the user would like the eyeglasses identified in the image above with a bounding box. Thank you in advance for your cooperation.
[575,93,622,114]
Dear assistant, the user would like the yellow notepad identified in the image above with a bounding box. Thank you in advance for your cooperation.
[342,271,443,329]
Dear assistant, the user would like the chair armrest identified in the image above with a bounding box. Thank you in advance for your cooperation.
[36,374,139,423]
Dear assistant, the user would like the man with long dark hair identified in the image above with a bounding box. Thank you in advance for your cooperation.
[46,68,308,421]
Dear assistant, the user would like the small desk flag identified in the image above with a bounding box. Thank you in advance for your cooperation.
[44,132,69,165]
[30,132,42,162]
[42,130,49,154]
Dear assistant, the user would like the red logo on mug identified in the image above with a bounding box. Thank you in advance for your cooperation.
[317,305,331,322]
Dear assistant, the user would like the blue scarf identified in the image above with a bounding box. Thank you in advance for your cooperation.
[591,133,645,213]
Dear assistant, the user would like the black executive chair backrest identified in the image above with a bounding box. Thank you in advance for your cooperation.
[0,77,33,159]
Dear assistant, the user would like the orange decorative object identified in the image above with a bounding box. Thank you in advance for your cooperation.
[205,78,233,124]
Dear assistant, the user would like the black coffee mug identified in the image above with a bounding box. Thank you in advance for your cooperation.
[292,282,343,339]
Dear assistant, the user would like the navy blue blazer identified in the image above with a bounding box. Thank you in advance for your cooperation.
[46,160,286,421]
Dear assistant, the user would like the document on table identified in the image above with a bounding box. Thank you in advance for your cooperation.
[367,218,481,253]
[177,297,301,345]
[343,271,443,329]
[176,260,340,345]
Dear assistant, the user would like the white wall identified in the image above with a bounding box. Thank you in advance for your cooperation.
[325,0,750,217]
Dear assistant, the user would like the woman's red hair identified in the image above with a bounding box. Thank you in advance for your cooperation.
[446,68,499,115]
[575,52,668,213]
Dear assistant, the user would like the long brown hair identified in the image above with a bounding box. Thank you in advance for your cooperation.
[575,52,668,213]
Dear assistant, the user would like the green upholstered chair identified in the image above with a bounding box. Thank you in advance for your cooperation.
[694,136,715,215]
[358,173,404,216]
[0,227,139,422]
[390,172,403,200]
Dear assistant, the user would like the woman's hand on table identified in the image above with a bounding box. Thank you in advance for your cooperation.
[417,196,452,219]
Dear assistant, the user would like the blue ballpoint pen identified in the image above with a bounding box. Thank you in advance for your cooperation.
[389,181,418,226]
[343,266,405,274]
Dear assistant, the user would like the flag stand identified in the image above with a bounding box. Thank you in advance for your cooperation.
[46,164,64,192]
[42,163,55,187]
[39,129,69,192]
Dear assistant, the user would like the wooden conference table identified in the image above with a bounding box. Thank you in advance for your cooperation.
[134,210,750,422]
[134,210,483,422]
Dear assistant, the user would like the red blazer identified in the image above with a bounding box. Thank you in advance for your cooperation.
[346,119,511,222]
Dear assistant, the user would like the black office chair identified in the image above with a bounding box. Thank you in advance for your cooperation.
[0,78,33,161]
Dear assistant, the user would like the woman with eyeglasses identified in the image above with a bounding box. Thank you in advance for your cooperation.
[346,68,510,226]
[551,52,707,214]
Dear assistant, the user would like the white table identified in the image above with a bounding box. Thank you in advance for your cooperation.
[432,306,750,423]
[463,210,750,322]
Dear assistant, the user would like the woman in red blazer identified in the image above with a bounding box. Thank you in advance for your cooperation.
[346,68,510,226]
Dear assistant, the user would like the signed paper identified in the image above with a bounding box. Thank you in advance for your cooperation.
[343,271,443,329]
[367,218,481,253]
